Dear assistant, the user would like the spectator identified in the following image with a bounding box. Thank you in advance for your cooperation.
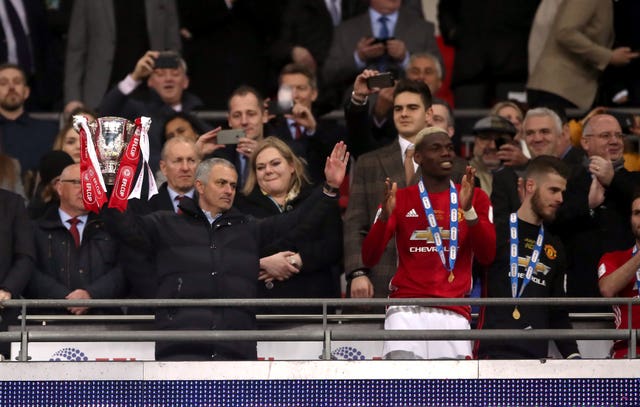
[98,50,210,171]
[207,86,268,190]
[0,63,57,196]
[27,150,74,220]
[164,112,203,143]
[362,127,495,359]
[125,136,200,301]
[64,0,180,112]
[469,115,517,196]
[0,0,55,111]
[438,0,540,107]
[551,114,640,310]
[490,100,530,160]
[0,189,34,359]
[478,156,580,360]
[269,63,347,184]
[27,163,125,315]
[491,107,585,223]
[344,76,434,302]
[103,143,348,361]
[235,137,342,313]
[323,0,441,104]
[598,192,640,358]
[177,0,281,109]
[0,152,24,198]
[52,121,80,163]
[527,0,638,110]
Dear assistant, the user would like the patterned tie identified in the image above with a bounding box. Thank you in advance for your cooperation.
[404,146,415,186]
[174,195,184,214]
[67,217,81,248]
[4,0,32,73]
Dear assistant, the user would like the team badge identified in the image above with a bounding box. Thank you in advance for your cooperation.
[544,244,557,260]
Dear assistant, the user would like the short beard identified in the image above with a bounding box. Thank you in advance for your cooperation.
[531,189,556,223]
[0,97,22,111]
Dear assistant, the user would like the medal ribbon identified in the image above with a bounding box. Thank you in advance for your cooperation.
[418,178,458,273]
[509,212,544,299]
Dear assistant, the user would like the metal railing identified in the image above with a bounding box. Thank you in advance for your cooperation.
[2,297,638,361]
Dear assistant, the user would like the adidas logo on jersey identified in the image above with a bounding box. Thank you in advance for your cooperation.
[405,208,419,218]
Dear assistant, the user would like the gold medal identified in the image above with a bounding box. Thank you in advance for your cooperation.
[448,272,455,283]
[512,306,521,320]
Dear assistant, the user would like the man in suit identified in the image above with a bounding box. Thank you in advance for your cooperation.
[323,0,441,102]
[64,0,180,113]
[98,50,209,172]
[527,0,638,109]
[491,107,585,224]
[269,63,346,184]
[344,74,433,300]
[125,136,200,301]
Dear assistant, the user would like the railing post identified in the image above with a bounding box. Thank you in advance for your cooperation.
[321,302,331,360]
[18,303,28,362]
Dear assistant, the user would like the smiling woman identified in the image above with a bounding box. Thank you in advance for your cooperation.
[234,137,343,314]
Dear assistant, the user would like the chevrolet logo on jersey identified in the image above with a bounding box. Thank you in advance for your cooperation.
[410,229,450,242]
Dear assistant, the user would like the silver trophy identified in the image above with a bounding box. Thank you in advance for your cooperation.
[75,116,137,186]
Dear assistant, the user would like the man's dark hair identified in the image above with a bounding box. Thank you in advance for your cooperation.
[524,155,570,181]
[227,85,265,111]
[164,111,205,136]
[0,63,27,84]
[280,63,317,89]
[393,79,432,109]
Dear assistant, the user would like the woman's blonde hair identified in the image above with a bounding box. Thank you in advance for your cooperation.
[242,136,310,201]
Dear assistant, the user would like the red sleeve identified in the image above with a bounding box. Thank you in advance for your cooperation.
[597,252,620,281]
[467,187,496,266]
[362,205,397,268]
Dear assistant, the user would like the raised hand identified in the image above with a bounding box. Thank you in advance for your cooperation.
[324,141,349,188]
[459,165,476,211]
[380,177,397,221]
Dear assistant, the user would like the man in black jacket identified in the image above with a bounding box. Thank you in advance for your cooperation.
[98,50,210,171]
[28,163,125,315]
[105,142,348,361]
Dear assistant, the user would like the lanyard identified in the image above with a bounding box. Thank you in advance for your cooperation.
[509,213,544,319]
[418,178,458,281]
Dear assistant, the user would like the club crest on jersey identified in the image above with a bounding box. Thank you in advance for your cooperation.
[544,244,557,260]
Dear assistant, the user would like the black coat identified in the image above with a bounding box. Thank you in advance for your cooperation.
[27,207,125,313]
[0,189,34,297]
[235,185,343,313]
[98,87,210,171]
[105,187,339,360]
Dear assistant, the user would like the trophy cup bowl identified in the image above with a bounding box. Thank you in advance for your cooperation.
[78,116,137,186]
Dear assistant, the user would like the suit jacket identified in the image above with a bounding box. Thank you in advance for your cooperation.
[267,115,346,185]
[344,139,411,298]
[323,8,441,91]
[64,0,180,109]
[270,0,368,69]
[527,0,614,109]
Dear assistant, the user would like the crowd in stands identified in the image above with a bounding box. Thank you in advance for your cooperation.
[2,0,640,361]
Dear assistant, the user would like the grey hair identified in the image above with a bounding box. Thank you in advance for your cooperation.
[523,107,562,136]
[195,158,236,184]
[409,52,443,80]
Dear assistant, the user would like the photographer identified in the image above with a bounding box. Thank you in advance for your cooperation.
[98,50,210,171]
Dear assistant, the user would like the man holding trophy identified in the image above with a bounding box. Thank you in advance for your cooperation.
[75,112,350,360]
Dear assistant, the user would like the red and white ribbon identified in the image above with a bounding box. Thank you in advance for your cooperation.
[128,116,158,201]
[76,115,107,213]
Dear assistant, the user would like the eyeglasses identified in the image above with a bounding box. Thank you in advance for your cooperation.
[59,179,82,185]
